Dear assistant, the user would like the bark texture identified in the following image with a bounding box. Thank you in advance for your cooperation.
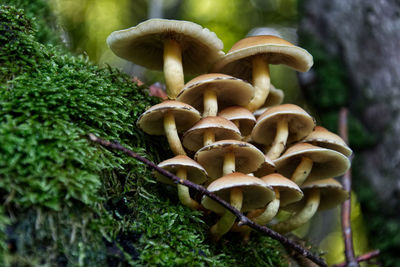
[299,0,400,212]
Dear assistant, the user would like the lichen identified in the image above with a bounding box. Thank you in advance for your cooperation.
[0,4,287,266]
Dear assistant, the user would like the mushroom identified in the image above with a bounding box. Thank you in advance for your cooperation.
[238,173,303,241]
[213,35,313,111]
[194,139,265,179]
[182,116,242,152]
[301,126,353,157]
[253,85,285,119]
[201,172,274,241]
[177,73,254,117]
[251,104,315,160]
[154,155,208,209]
[253,155,276,177]
[271,178,348,234]
[218,106,256,137]
[274,143,351,186]
[137,100,201,155]
[107,19,224,99]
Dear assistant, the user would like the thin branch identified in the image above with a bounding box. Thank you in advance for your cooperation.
[339,107,358,267]
[88,133,328,267]
[332,249,380,267]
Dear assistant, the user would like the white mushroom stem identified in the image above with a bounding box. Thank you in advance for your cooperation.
[176,168,201,210]
[203,88,218,117]
[246,56,270,112]
[203,128,215,146]
[271,188,320,234]
[163,111,186,155]
[238,189,280,242]
[223,152,236,176]
[291,157,313,186]
[253,188,280,225]
[210,187,243,241]
[164,39,184,99]
[266,118,288,160]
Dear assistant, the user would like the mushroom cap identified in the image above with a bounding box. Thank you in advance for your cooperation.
[284,178,349,212]
[251,104,315,146]
[218,106,256,136]
[137,100,201,135]
[253,155,276,177]
[263,84,284,107]
[195,139,265,179]
[260,173,303,207]
[182,116,241,151]
[212,35,313,80]
[302,126,353,157]
[177,73,255,113]
[154,155,208,185]
[107,19,224,74]
[274,143,351,181]
[201,172,275,214]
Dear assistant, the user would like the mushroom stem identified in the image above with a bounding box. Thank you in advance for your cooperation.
[163,39,184,99]
[164,111,186,155]
[246,56,270,112]
[266,118,289,160]
[176,168,201,209]
[203,88,218,117]
[210,187,243,241]
[223,152,236,176]
[271,188,320,234]
[291,157,313,186]
[203,128,215,146]
[239,189,280,242]
[253,188,280,225]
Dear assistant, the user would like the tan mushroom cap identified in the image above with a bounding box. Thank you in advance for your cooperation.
[218,106,256,136]
[183,116,241,151]
[260,173,303,207]
[154,155,208,185]
[253,155,276,177]
[177,74,255,113]
[284,178,349,212]
[302,126,353,157]
[195,140,265,179]
[212,35,313,79]
[201,172,275,214]
[274,143,351,181]
[107,19,224,74]
[137,100,201,135]
[251,104,315,146]
[263,85,284,107]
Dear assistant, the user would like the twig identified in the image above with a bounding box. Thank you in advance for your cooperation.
[88,133,328,267]
[332,249,380,267]
[339,107,358,267]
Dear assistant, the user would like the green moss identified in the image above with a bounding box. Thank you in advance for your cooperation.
[0,4,288,266]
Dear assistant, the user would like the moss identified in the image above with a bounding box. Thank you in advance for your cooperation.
[0,4,287,266]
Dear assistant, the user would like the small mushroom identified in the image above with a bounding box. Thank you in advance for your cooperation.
[218,106,256,137]
[154,155,208,209]
[251,104,315,160]
[301,126,353,157]
[271,178,348,234]
[182,116,242,152]
[213,35,313,111]
[107,19,224,99]
[195,139,265,179]
[177,74,254,117]
[253,155,276,177]
[201,172,274,241]
[137,100,201,155]
[274,143,350,186]
[238,173,303,241]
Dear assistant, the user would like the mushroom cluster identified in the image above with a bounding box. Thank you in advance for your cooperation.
[107,19,352,241]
